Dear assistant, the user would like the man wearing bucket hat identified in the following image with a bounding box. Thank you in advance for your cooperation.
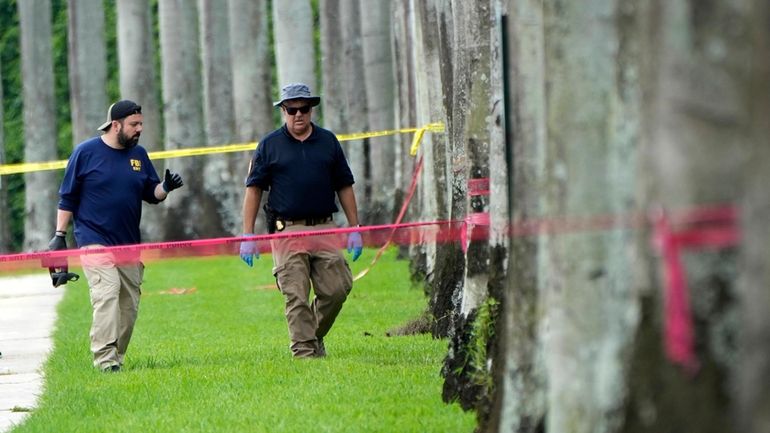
[48,100,184,372]
[240,83,363,358]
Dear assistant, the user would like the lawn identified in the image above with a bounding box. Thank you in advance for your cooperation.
[12,248,476,433]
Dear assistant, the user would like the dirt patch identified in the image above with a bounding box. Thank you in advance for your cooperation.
[385,313,432,336]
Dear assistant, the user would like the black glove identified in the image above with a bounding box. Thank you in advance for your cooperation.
[48,232,67,251]
[50,268,79,288]
[46,231,78,287]
[162,169,184,193]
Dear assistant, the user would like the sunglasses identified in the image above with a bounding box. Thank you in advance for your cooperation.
[283,105,312,115]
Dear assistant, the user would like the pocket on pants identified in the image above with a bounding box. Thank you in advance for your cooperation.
[272,263,287,293]
[325,256,353,295]
[273,261,310,296]
[341,259,353,295]
[124,262,145,290]
[86,271,114,306]
[85,271,102,289]
[271,262,286,278]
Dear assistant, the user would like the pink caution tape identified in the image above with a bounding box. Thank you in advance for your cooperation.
[0,196,742,379]
[651,205,739,375]
[0,219,465,272]
[467,178,490,197]
[354,155,424,280]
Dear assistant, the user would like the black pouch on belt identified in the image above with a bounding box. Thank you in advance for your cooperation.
[263,204,277,234]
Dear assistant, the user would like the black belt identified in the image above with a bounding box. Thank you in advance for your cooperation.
[276,215,333,231]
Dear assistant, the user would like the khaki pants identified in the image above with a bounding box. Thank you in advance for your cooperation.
[271,222,353,357]
[81,246,143,369]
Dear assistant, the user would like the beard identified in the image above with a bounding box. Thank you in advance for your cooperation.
[117,129,140,148]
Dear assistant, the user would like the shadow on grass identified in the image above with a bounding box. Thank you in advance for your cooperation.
[128,355,190,371]
[126,347,269,371]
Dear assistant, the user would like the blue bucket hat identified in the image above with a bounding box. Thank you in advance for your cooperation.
[273,83,321,107]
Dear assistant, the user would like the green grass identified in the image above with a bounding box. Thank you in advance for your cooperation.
[13,248,475,433]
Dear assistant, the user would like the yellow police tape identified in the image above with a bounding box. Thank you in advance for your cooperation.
[0,122,444,176]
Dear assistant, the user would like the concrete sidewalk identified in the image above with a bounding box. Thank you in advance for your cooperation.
[0,273,64,432]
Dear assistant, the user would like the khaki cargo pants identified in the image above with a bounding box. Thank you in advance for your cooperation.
[271,222,353,357]
[81,246,143,370]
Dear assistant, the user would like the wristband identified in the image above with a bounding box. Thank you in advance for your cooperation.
[55,230,67,236]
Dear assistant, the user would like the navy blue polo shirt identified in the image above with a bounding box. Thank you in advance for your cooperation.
[245,123,354,219]
[58,137,162,247]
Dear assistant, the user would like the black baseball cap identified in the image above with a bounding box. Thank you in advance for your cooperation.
[97,100,142,131]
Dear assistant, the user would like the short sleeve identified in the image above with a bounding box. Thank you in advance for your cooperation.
[331,138,354,190]
[245,142,271,190]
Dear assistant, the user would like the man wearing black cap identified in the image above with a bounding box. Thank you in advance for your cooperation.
[240,83,363,358]
[48,100,184,372]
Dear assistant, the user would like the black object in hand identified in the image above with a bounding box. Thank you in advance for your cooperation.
[49,267,79,287]
[163,169,184,193]
[46,232,78,287]
[48,233,67,251]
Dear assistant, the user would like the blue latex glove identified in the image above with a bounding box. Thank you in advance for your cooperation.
[240,234,259,267]
[347,231,363,262]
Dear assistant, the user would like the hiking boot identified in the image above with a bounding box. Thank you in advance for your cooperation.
[294,352,322,359]
[316,338,326,357]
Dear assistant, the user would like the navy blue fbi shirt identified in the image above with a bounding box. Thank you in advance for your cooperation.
[58,137,161,247]
[246,123,355,220]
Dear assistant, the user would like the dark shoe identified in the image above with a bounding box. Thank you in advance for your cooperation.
[293,352,321,359]
[316,338,326,357]
[102,365,121,373]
